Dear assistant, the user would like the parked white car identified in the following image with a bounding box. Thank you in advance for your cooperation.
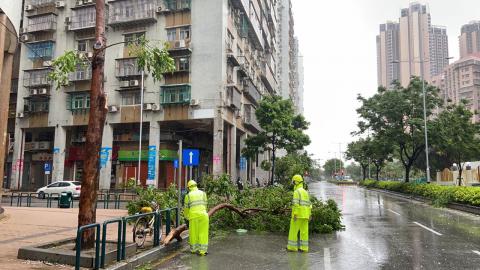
[36,181,81,199]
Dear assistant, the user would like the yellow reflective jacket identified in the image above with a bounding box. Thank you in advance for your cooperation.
[292,183,312,219]
[184,187,208,220]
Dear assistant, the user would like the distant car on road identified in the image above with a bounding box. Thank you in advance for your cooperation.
[36,181,81,199]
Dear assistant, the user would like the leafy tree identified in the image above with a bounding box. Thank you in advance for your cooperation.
[432,102,480,185]
[369,135,394,181]
[274,152,313,186]
[49,7,175,247]
[345,163,362,180]
[242,95,310,185]
[323,158,343,178]
[345,139,371,180]
[356,77,442,182]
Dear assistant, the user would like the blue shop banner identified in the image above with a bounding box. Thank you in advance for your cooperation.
[147,145,157,181]
[100,147,111,169]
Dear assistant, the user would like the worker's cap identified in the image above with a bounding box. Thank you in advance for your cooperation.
[187,180,197,188]
[292,174,303,183]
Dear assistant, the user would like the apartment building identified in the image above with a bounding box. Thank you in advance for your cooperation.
[9,0,292,191]
[460,21,480,59]
[0,2,22,191]
[377,2,449,87]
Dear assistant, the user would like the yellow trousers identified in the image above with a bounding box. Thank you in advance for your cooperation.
[287,218,309,252]
[189,212,209,255]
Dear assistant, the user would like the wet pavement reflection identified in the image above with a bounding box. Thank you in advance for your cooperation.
[153,182,480,270]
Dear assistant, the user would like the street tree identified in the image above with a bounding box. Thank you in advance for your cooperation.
[323,158,343,178]
[368,135,394,181]
[356,77,442,182]
[345,139,371,180]
[274,152,313,185]
[49,2,175,247]
[242,95,310,185]
[345,163,362,180]
[432,102,480,185]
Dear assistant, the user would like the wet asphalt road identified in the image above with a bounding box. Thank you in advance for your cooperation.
[153,181,480,270]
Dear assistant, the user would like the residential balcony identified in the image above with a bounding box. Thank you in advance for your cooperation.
[108,0,158,27]
[230,0,250,16]
[11,79,18,94]
[260,61,277,93]
[162,0,191,11]
[24,100,50,114]
[160,84,191,105]
[23,68,51,88]
[68,17,95,31]
[69,66,92,82]
[115,58,142,78]
[24,14,57,33]
[167,39,192,52]
[24,141,52,152]
[243,104,261,132]
[226,85,242,109]
[242,78,261,105]
[27,41,55,60]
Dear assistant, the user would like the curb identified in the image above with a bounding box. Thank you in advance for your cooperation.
[363,187,480,216]
[106,234,189,270]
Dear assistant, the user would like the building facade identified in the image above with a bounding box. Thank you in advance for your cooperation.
[460,21,480,59]
[9,0,300,191]
[377,2,449,87]
[0,2,22,191]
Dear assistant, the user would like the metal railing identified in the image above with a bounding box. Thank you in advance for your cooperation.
[75,223,101,270]
[100,218,122,268]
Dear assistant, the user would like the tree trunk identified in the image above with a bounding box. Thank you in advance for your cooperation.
[270,144,276,186]
[163,203,265,245]
[78,0,107,250]
[458,166,463,186]
[361,165,368,180]
[404,164,411,182]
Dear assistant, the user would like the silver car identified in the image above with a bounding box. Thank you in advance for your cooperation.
[36,181,81,199]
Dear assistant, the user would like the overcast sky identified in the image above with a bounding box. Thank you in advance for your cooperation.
[291,0,480,166]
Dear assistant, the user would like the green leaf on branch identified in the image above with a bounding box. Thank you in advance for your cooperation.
[48,50,87,90]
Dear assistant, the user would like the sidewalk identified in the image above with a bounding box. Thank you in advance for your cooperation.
[0,206,127,270]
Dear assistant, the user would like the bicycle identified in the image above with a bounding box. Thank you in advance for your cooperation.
[132,202,158,248]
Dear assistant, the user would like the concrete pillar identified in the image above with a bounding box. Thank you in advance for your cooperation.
[99,124,113,190]
[52,126,67,182]
[212,116,224,176]
[10,127,24,190]
[230,125,237,181]
[149,121,160,187]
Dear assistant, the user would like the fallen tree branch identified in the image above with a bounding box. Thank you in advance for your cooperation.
[162,203,266,245]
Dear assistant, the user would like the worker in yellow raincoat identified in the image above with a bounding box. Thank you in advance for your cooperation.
[184,180,209,255]
[287,174,312,252]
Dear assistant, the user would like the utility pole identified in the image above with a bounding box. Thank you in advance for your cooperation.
[137,70,145,185]
[177,140,182,210]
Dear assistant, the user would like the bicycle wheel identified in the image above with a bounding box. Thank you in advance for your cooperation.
[133,217,149,248]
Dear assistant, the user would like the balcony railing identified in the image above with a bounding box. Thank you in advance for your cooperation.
[26,14,57,33]
[23,69,51,87]
[69,16,96,31]
[242,78,261,105]
[163,0,191,11]
[115,58,142,77]
[29,0,56,6]
[24,100,50,114]
[226,86,242,109]
[69,66,92,81]
[27,41,55,60]
[24,141,52,151]
[108,0,159,26]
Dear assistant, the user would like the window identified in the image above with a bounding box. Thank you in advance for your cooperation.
[59,182,71,187]
[77,39,94,52]
[161,85,191,104]
[179,27,190,40]
[121,92,141,105]
[47,183,60,188]
[167,29,176,41]
[71,95,90,110]
[178,57,190,71]
[125,32,145,46]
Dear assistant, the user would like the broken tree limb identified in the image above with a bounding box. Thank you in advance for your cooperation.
[162,203,266,245]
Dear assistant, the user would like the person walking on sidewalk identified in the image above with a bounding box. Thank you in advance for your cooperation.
[287,174,312,252]
[184,180,209,255]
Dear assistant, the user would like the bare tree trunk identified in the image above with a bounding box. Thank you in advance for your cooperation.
[78,0,107,249]
[270,144,276,186]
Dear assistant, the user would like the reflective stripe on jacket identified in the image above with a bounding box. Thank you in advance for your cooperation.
[292,183,312,219]
[184,187,208,220]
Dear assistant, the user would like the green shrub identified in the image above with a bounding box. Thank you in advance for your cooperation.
[360,180,480,207]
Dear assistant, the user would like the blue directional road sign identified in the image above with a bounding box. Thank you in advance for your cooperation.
[182,149,200,166]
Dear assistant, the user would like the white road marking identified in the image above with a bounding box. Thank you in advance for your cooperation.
[413,222,443,236]
[324,247,332,270]
[473,250,480,256]
[387,209,401,216]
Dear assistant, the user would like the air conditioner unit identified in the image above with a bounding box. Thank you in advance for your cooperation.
[55,1,65,8]
[31,89,38,95]
[190,99,199,106]
[108,105,118,113]
[156,6,163,13]
[120,81,130,88]
[178,40,186,48]
[17,112,24,118]
[129,80,139,87]
[86,52,94,58]
[39,88,48,95]
[25,5,34,11]
[151,104,160,111]
[20,34,29,42]
[42,61,52,67]
[20,28,28,34]
[76,0,84,6]
[84,0,93,3]
[143,103,152,111]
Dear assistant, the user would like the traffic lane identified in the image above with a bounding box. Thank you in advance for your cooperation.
[309,182,480,269]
